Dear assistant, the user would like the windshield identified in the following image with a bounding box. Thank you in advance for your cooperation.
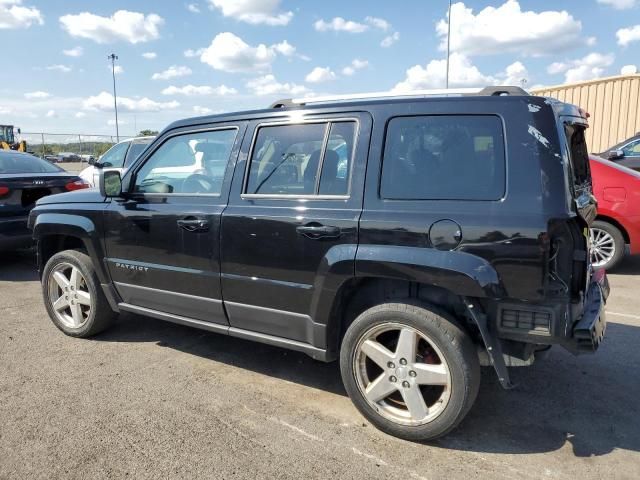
[0,152,63,173]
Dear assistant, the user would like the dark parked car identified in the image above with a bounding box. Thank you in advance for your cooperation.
[0,150,89,250]
[28,87,608,441]
[598,132,640,171]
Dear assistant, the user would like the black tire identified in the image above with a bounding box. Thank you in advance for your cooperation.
[42,249,116,337]
[591,220,625,271]
[340,303,480,441]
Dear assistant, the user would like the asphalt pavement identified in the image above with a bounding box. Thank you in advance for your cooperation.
[1,250,639,479]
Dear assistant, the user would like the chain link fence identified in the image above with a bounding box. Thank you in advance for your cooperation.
[20,133,133,173]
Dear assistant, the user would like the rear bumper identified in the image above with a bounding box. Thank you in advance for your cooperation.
[571,269,608,353]
[0,216,33,250]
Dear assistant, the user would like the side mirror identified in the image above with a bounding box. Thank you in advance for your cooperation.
[606,149,625,160]
[88,157,96,165]
[99,170,123,198]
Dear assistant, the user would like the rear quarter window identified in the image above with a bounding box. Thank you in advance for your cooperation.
[381,115,506,201]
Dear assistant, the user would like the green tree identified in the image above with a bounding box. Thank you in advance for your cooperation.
[138,129,159,136]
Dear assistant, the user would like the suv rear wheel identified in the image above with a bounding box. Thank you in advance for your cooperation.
[42,249,116,337]
[340,303,480,441]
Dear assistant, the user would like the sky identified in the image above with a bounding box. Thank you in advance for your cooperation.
[1,0,639,137]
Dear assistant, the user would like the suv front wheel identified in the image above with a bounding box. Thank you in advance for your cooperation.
[42,249,116,337]
[340,303,480,441]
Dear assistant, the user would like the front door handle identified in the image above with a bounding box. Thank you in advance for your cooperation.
[296,223,341,240]
[177,217,210,233]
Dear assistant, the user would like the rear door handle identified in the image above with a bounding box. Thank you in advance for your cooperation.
[296,223,341,240]
[177,216,210,233]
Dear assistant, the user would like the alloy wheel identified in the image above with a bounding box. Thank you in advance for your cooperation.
[47,262,92,329]
[590,228,616,268]
[353,323,451,426]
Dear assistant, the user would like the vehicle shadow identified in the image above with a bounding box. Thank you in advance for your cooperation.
[95,312,347,396]
[0,249,38,282]
[608,255,640,275]
[95,313,640,457]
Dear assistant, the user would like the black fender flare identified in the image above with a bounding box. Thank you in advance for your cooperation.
[30,213,109,284]
[355,245,505,298]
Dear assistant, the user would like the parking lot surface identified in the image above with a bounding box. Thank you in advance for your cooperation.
[1,251,639,479]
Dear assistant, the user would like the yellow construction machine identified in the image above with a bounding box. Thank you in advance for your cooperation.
[0,125,26,151]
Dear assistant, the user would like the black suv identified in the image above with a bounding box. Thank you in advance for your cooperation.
[28,87,608,441]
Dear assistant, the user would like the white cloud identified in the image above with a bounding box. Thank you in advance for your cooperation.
[621,64,638,74]
[617,24,640,46]
[107,118,128,126]
[46,64,71,73]
[314,17,366,33]
[208,0,292,26]
[381,32,400,48]
[45,110,57,118]
[314,15,392,33]
[24,91,51,99]
[364,16,390,31]
[271,40,295,56]
[306,66,337,83]
[341,59,369,76]
[193,106,213,115]
[393,53,497,92]
[187,3,200,13]
[142,52,157,59]
[597,0,638,9]
[200,32,279,73]
[547,52,614,83]
[161,84,237,96]
[184,48,205,58]
[436,1,584,56]
[75,112,86,118]
[151,65,192,80]
[63,46,83,57]
[83,91,180,112]
[59,10,164,44]
[0,0,43,29]
[501,61,529,86]
[246,75,309,96]
[112,65,124,75]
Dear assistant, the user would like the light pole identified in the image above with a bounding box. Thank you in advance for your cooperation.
[108,53,120,142]
[445,0,452,89]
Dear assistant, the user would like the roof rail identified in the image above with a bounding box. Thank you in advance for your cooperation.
[270,85,529,108]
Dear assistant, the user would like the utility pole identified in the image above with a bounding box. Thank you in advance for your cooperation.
[445,0,452,89]
[108,53,120,142]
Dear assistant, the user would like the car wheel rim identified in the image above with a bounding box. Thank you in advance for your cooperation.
[590,228,616,268]
[353,322,452,426]
[47,262,92,329]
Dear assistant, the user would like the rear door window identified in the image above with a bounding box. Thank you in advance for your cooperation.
[381,115,506,200]
[245,121,356,196]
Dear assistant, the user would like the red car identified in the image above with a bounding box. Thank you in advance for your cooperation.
[589,155,640,269]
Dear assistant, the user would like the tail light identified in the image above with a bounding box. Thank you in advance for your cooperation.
[0,186,9,197]
[65,179,90,191]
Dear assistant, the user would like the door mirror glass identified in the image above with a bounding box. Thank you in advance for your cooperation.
[100,170,123,197]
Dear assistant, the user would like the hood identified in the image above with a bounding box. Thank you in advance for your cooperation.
[35,188,106,205]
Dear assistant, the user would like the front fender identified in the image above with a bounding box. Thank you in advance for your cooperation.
[30,212,109,283]
[355,245,505,299]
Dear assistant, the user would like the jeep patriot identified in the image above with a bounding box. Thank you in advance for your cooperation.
[28,86,608,440]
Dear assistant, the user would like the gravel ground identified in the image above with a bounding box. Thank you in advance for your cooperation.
[1,250,639,480]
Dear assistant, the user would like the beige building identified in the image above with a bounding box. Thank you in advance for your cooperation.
[531,73,640,153]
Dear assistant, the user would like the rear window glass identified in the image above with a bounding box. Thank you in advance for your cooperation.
[381,115,506,200]
[0,152,62,173]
